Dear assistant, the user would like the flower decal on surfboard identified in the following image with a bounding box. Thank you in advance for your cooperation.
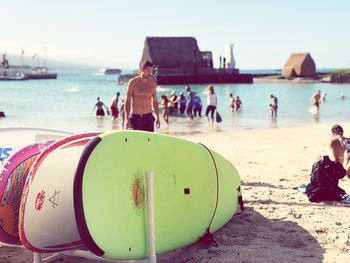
[35,190,45,211]
[130,172,145,214]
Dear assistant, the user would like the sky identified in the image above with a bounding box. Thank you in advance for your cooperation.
[1,0,350,69]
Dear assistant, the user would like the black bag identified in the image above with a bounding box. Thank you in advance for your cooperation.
[305,156,346,202]
[215,111,222,123]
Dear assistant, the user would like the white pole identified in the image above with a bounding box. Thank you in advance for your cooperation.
[33,252,41,263]
[146,171,156,263]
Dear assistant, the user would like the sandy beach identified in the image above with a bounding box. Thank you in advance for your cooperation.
[1,123,350,262]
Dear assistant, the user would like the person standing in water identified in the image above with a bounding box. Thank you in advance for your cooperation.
[92,97,109,117]
[177,92,187,115]
[203,85,217,126]
[193,94,203,117]
[120,98,126,128]
[110,92,120,120]
[229,93,235,112]
[235,96,242,112]
[311,90,322,112]
[185,86,195,120]
[160,95,170,125]
[124,61,160,132]
[270,94,278,118]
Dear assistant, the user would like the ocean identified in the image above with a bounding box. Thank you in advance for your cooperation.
[0,69,350,134]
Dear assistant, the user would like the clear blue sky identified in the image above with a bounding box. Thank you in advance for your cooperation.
[2,0,350,69]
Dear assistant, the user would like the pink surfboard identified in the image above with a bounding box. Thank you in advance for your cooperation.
[0,140,54,245]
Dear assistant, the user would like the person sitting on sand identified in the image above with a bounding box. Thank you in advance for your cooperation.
[92,97,109,117]
[329,124,350,178]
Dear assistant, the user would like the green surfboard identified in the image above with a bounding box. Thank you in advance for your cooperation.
[74,131,241,260]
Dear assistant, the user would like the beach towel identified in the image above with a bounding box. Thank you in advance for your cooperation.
[305,156,346,202]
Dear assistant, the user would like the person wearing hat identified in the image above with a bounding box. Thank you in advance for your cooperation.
[124,61,160,131]
[329,124,350,177]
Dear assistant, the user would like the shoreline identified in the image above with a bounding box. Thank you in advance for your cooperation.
[253,75,331,84]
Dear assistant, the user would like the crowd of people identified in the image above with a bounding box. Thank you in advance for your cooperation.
[93,83,245,129]
[93,86,348,133]
[92,60,348,133]
[92,60,247,130]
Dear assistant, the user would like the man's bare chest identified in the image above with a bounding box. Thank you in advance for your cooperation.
[134,81,153,96]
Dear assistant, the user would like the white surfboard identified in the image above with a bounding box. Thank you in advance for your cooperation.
[19,132,99,253]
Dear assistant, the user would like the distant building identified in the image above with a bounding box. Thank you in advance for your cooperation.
[282,53,316,78]
[138,36,252,85]
[140,37,214,75]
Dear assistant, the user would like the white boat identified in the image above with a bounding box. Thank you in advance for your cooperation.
[0,73,29,81]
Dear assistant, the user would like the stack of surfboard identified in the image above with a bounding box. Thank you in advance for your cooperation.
[0,129,242,260]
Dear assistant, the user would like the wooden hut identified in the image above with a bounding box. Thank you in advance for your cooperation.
[282,53,316,78]
[140,37,213,75]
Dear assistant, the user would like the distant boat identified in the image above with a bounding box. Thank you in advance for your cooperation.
[0,73,29,81]
[25,67,57,79]
[99,68,121,75]
[1,53,57,80]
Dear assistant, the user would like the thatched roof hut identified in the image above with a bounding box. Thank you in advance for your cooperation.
[140,37,213,74]
[282,53,316,78]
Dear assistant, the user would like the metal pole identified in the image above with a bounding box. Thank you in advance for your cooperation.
[146,171,156,263]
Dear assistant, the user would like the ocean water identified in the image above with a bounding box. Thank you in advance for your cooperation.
[0,69,350,134]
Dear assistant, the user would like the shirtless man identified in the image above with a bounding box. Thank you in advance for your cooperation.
[311,90,322,111]
[329,124,350,178]
[124,61,160,132]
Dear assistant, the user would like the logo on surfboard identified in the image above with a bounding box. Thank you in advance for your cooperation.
[35,190,45,211]
[130,173,145,213]
[0,147,13,161]
[49,190,60,208]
